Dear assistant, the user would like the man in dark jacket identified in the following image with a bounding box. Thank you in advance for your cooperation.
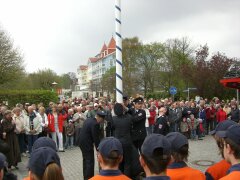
[230,103,240,123]
[168,102,181,132]
[79,111,106,180]
[112,103,134,178]
[131,97,146,152]
[154,107,169,135]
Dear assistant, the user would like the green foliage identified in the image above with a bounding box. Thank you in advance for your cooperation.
[101,67,116,95]
[0,90,58,108]
[0,27,25,89]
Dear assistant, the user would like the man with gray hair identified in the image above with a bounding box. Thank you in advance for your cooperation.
[154,107,169,135]
[73,106,86,145]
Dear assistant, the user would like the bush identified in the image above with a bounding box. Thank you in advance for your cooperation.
[0,90,58,108]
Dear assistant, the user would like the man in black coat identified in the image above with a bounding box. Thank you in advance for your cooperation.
[154,107,169,135]
[131,97,146,152]
[79,110,106,180]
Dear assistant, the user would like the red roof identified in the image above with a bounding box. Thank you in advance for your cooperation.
[108,37,116,49]
[100,43,107,53]
[89,57,100,63]
[79,65,88,70]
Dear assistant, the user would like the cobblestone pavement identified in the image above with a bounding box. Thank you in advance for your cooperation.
[13,135,221,180]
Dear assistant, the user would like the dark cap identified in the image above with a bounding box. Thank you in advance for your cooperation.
[166,132,188,151]
[96,110,107,117]
[98,137,123,158]
[216,124,240,145]
[32,137,57,151]
[141,134,171,157]
[28,147,61,177]
[0,153,7,170]
[210,120,237,135]
[133,97,144,104]
[114,103,124,116]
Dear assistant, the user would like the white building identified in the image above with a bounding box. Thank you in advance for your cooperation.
[73,37,116,98]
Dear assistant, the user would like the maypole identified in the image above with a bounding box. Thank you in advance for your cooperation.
[115,0,123,103]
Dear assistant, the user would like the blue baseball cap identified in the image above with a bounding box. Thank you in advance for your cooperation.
[141,134,171,157]
[96,110,107,117]
[216,124,240,145]
[28,147,61,177]
[98,137,123,158]
[166,132,188,151]
[210,120,237,135]
[32,137,57,151]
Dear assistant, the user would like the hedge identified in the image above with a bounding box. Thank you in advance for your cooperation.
[0,90,58,108]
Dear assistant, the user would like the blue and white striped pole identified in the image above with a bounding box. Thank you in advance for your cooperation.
[115,0,123,103]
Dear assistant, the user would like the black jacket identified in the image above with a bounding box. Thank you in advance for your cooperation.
[78,118,100,151]
[131,109,147,141]
[154,115,169,135]
[112,114,133,144]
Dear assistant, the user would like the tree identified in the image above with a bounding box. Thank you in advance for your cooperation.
[101,67,116,96]
[0,27,25,89]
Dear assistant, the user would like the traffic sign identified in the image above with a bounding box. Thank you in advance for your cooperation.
[169,86,177,95]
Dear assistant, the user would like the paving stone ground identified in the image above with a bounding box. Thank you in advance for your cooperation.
[13,135,221,180]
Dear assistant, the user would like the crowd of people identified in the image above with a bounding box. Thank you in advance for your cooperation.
[0,95,239,180]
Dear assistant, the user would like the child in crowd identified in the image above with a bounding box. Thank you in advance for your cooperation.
[187,114,199,140]
[64,120,74,149]
[180,117,189,138]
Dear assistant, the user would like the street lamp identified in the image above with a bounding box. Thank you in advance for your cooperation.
[183,87,197,101]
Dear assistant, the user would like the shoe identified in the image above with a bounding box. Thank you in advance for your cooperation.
[198,138,203,140]
[58,150,65,152]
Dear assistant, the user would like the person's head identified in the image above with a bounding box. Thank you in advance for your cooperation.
[38,107,45,115]
[94,103,99,110]
[114,103,124,116]
[216,124,240,164]
[123,95,129,106]
[68,109,73,116]
[57,104,63,112]
[133,97,144,110]
[31,104,37,110]
[172,102,177,109]
[3,110,12,120]
[49,102,54,108]
[52,104,57,113]
[28,106,34,114]
[190,114,194,119]
[140,134,171,176]
[28,147,63,180]
[166,132,189,163]
[0,106,7,115]
[0,153,7,180]
[76,106,82,113]
[97,137,123,169]
[13,107,21,117]
[95,111,106,123]
[159,107,166,115]
[210,120,237,158]
[32,137,57,152]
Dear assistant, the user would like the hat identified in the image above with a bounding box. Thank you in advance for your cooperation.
[210,120,237,135]
[32,137,57,151]
[0,153,7,170]
[25,103,30,106]
[94,103,99,107]
[98,137,123,158]
[133,97,144,104]
[141,134,171,157]
[216,124,240,145]
[166,132,188,151]
[96,110,107,117]
[28,147,61,177]
[114,103,124,116]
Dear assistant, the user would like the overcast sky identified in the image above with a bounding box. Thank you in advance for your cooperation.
[0,0,239,75]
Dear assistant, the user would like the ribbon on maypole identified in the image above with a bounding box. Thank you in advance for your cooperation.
[115,0,123,103]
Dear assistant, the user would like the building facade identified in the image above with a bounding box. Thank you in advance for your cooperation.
[73,37,116,98]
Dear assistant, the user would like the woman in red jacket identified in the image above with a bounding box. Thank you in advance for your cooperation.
[216,105,227,123]
[48,104,67,152]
